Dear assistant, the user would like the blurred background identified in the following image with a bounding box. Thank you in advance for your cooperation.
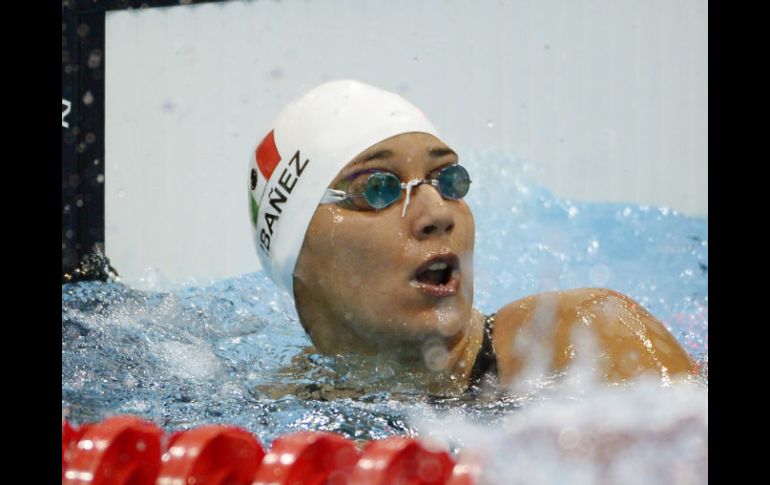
[98,0,707,287]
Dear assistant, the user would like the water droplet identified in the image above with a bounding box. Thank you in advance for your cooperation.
[88,50,102,69]
[587,239,599,255]
[423,343,449,371]
[269,67,284,79]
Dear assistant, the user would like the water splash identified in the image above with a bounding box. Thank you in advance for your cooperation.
[62,151,707,481]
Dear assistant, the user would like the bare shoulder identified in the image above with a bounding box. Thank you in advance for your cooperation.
[491,288,694,383]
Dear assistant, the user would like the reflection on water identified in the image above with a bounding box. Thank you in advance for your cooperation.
[62,153,707,482]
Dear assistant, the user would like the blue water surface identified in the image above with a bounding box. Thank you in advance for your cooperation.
[62,153,707,483]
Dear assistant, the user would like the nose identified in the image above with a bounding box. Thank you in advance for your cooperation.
[408,184,456,240]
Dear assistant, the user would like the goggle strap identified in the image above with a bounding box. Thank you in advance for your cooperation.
[320,188,347,204]
[401,178,422,218]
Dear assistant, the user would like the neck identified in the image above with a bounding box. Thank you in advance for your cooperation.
[295,293,487,393]
[422,308,485,393]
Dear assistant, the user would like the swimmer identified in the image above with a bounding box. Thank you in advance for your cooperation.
[247,80,694,394]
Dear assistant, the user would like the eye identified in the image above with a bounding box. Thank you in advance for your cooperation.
[428,163,456,180]
[348,171,374,194]
[343,172,376,210]
[336,170,394,211]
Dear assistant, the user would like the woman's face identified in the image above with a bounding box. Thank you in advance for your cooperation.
[293,132,476,357]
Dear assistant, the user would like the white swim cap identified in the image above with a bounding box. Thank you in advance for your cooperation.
[248,80,441,295]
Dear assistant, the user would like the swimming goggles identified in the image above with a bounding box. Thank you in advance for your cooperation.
[320,164,471,217]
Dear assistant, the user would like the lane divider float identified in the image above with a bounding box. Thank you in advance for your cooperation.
[62,415,481,485]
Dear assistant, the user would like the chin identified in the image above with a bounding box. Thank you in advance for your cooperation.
[403,303,470,342]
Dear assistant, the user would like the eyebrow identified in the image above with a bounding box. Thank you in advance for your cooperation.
[359,149,394,165]
[428,147,458,158]
[349,146,458,168]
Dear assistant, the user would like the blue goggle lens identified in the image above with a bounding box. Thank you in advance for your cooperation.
[363,172,402,209]
[436,164,471,200]
[359,165,472,210]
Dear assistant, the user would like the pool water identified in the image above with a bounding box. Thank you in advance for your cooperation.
[62,152,707,484]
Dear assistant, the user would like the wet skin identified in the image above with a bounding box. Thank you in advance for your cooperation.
[292,133,694,391]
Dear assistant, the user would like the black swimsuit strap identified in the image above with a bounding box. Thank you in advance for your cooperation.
[466,313,498,393]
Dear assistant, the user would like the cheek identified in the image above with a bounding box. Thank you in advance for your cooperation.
[323,215,408,290]
[459,205,475,243]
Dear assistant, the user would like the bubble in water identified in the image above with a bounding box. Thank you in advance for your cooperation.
[589,265,611,286]
[558,427,580,449]
[486,120,494,128]
[587,239,599,255]
[423,343,449,371]
[433,307,462,336]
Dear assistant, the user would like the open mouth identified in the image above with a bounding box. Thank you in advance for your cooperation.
[412,254,460,297]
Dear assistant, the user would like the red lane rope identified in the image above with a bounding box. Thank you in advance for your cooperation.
[62,415,477,485]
